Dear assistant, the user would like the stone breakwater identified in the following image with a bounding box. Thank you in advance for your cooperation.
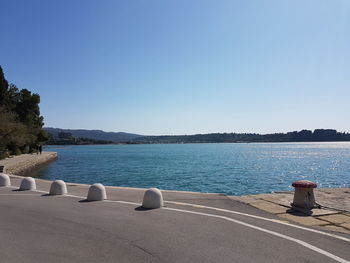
[0,152,57,175]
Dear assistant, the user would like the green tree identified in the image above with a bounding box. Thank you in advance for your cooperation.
[0,66,9,105]
[0,107,30,156]
[0,66,47,158]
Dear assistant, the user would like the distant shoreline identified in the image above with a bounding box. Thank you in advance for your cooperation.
[45,128,350,145]
[45,140,350,146]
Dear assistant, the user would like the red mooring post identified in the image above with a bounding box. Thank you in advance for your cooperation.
[291,180,317,209]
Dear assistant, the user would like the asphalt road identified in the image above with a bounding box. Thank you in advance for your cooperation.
[0,176,349,263]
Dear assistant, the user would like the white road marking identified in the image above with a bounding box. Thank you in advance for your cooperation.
[65,194,85,199]
[105,199,140,206]
[164,201,350,243]
[162,207,350,263]
[0,194,40,196]
[103,198,350,262]
[34,189,49,194]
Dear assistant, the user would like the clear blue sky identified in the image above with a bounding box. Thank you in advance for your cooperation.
[1,0,349,135]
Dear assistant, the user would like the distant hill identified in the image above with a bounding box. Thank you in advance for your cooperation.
[44,128,143,142]
[130,129,350,144]
[44,128,350,145]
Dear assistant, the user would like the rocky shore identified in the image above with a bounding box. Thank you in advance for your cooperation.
[0,152,57,175]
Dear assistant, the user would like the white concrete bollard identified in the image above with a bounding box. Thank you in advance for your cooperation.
[49,180,67,195]
[19,177,36,191]
[0,174,11,187]
[87,183,107,201]
[142,188,163,209]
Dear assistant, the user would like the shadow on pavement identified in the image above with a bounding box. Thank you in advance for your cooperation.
[135,206,151,211]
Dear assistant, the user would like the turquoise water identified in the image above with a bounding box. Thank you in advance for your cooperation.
[30,143,350,195]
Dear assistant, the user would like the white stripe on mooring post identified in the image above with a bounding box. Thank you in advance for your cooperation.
[142,188,163,209]
[19,177,36,191]
[0,174,11,187]
[87,183,107,201]
[49,180,68,195]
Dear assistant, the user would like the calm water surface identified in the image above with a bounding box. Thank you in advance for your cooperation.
[29,143,350,195]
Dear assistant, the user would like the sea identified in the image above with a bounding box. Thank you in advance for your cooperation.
[27,142,350,196]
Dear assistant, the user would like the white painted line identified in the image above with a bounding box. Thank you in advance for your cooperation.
[34,189,49,194]
[164,201,350,243]
[65,194,85,199]
[105,199,141,206]
[94,198,350,263]
[162,207,350,263]
[0,194,41,196]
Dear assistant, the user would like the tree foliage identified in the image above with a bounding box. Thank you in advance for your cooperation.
[45,132,113,145]
[0,66,48,158]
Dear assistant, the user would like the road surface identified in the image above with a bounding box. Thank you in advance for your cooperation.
[0,176,349,263]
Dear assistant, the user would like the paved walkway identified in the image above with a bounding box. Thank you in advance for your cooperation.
[230,188,350,235]
[0,175,349,263]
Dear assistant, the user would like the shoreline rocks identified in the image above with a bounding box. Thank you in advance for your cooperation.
[0,152,58,175]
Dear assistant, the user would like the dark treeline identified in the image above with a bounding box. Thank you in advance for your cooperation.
[0,66,48,159]
[129,129,350,144]
[46,131,113,145]
[43,127,142,142]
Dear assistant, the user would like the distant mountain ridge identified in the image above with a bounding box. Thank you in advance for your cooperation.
[44,127,143,142]
[44,128,350,144]
[130,129,350,143]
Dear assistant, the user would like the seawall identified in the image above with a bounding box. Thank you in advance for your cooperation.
[0,152,57,175]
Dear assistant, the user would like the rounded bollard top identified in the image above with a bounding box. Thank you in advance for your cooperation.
[292,180,317,189]
[49,180,68,195]
[54,179,64,183]
[142,188,163,209]
[87,183,107,201]
[146,187,162,197]
[0,173,11,187]
[19,177,36,191]
[92,183,104,188]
